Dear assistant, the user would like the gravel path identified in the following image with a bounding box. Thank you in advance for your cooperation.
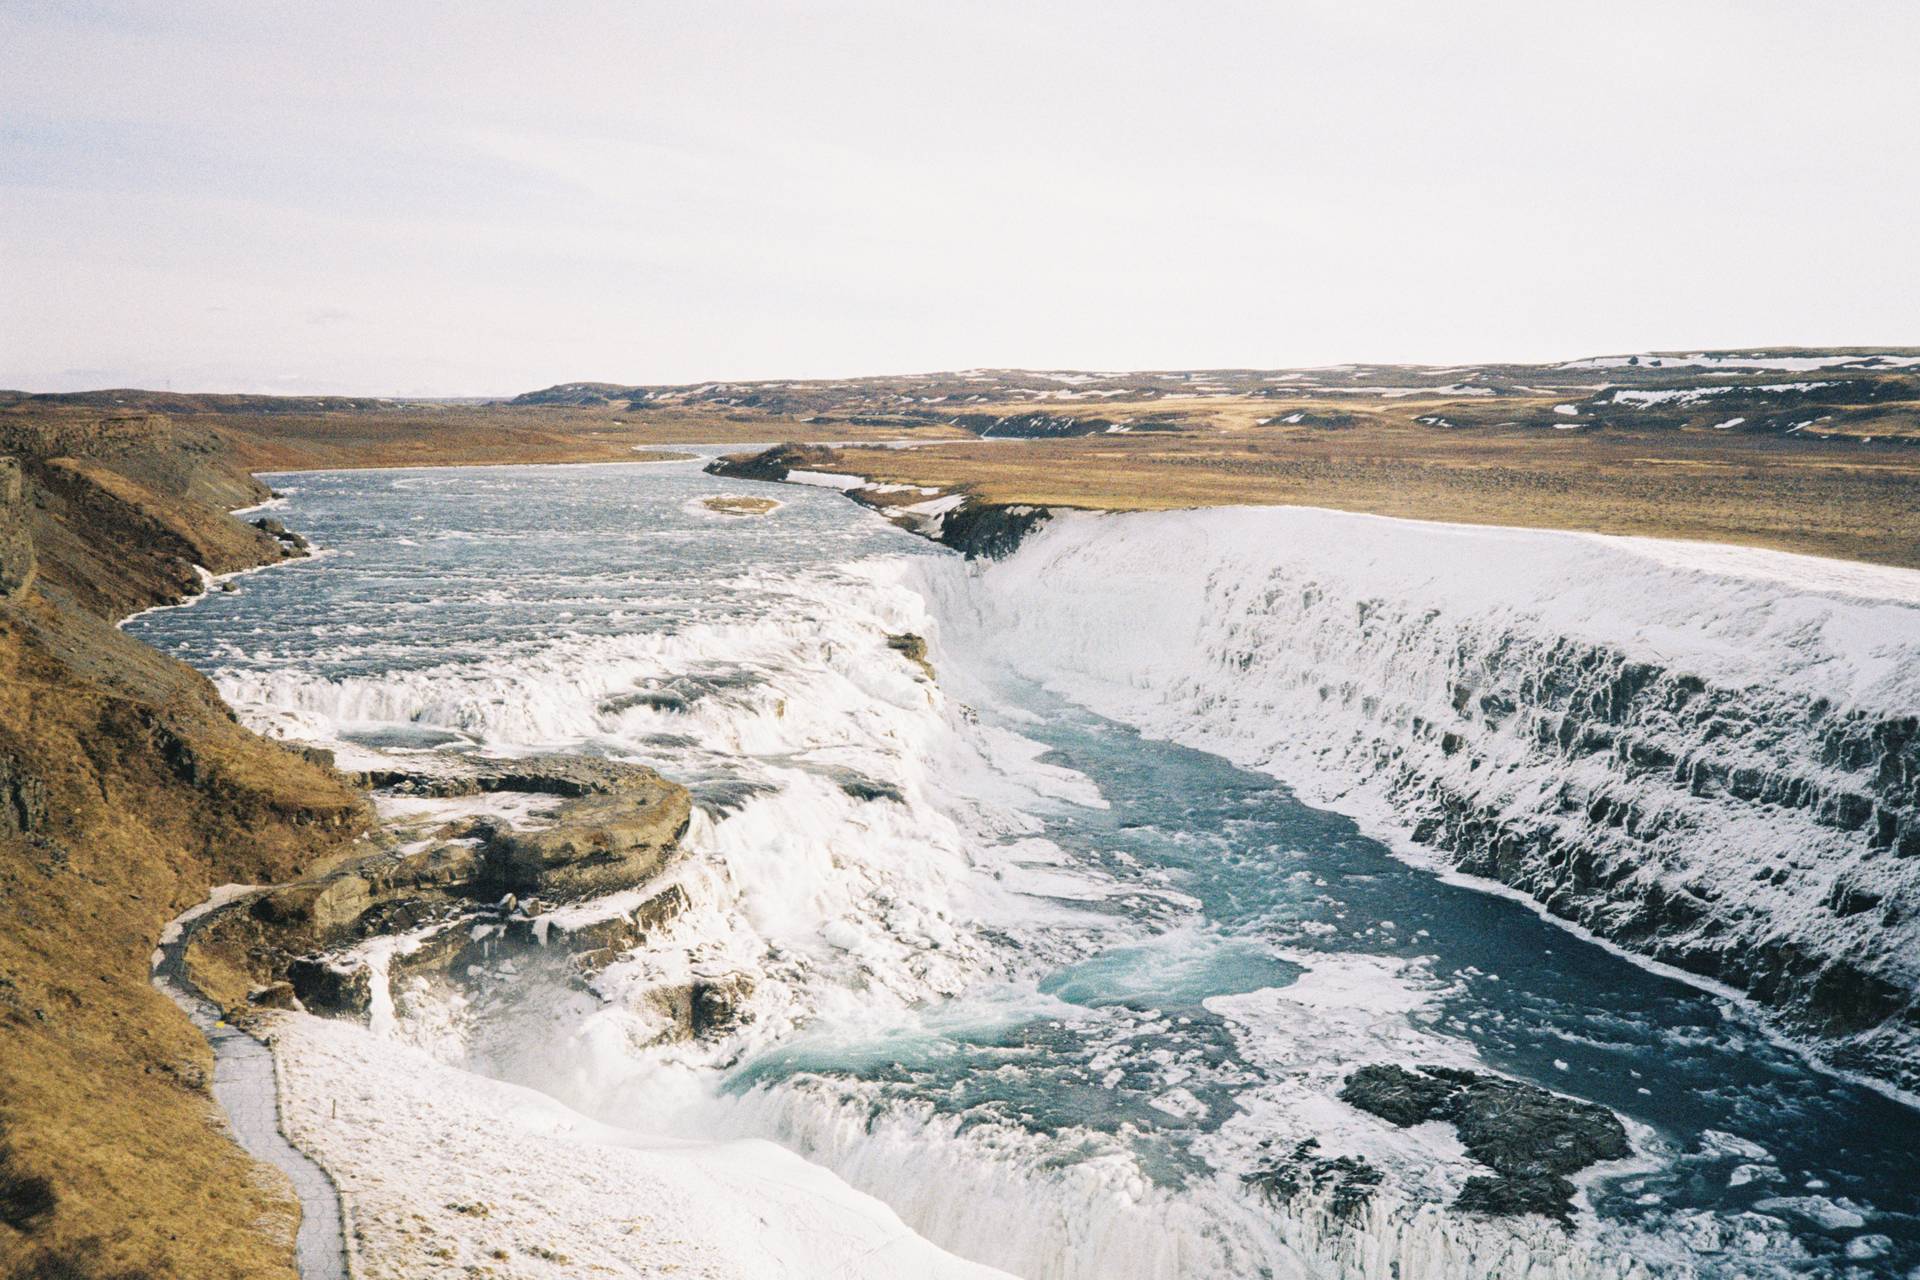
[153,896,350,1280]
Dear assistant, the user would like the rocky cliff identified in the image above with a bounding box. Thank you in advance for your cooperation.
[0,413,370,1280]
[704,444,1055,560]
[937,506,1920,1094]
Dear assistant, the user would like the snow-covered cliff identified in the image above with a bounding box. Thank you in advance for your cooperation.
[924,507,1920,1092]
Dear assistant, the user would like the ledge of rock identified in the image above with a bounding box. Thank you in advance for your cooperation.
[196,755,693,1018]
[1339,1063,1631,1223]
[476,780,689,898]
[703,441,839,483]
[362,752,680,800]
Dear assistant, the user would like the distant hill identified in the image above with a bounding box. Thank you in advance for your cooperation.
[507,348,1920,441]
[0,389,474,415]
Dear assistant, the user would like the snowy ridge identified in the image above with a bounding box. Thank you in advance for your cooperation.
[922,507,1920,1090]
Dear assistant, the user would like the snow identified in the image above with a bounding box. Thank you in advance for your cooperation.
[922,505,1920,1085]
[1606,382,1835,407]
[894,493,967,520]
[784,469,867,489]
[1562,352,1920,372]
[269,1014,1011,1279]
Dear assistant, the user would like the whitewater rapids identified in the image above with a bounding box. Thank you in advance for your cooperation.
[127,463,1920,1279]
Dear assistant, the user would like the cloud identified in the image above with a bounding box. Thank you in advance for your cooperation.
[2,1,1917,394]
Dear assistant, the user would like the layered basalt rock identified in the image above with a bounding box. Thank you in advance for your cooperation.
[195,756,697,1025]
[1379,636,1920,1082]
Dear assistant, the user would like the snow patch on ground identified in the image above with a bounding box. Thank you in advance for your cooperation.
[269,1014,1011,1279]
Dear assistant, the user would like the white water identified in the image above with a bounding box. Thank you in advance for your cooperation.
[921,507,1920,1089]
[128,464,1920,1278]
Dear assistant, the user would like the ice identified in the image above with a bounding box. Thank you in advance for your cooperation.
[1752,1196,1868,1231]
[921,505,1920,1083]
[784,469,867,489]
[270,1014,1011,1279]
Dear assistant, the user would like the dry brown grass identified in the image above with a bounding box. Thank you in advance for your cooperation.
[199,393,1920,567]
[821,405,1920,569]
[0,432,370,1280]
[698,496,781,516]
[29,386,1914,565]
[207,405,964,472]
[0,596,368,1279]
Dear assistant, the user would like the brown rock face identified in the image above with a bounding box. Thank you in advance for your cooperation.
[0,411,372,1280]
[0,457,34,599]
[206,760,693,1024]
[479,779,690,898]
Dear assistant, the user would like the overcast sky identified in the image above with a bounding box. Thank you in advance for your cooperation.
[3,1,1916,395]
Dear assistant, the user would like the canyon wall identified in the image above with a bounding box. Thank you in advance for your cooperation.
[929,506,1920,1092]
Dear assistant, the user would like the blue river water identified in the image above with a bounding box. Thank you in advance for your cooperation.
[129,458,1920,1278]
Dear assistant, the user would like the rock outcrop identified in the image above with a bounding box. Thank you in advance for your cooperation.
[1340,1064,1631,1222]
[0,458,35,599]
[704,441,841,484]
[1242,1137,1384,1221]
[196,758,692,1018]
[476,779,687,898]
[705,444,1056,561]
[932,502,1050,560]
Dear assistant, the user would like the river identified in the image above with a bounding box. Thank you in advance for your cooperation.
[129,456,1920,1279]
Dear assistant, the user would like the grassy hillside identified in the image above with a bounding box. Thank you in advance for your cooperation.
[0,421,369,1280]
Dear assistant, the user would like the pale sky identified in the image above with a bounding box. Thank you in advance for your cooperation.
[3,1,1916,396]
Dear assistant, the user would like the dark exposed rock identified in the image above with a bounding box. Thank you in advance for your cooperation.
[250,516,308,551]
[935,503,1050,560]
[1454,1173,1578,1218]
[945,411,1125,438]
[1341,1064,1630,1222]
[690,777,779,817]
[887,632,935,680]
[218,756,693,1021]
[690,971,757,1038]
[1337,1061,1460,1126]
[247,980,298,1009]
[365,752,674,799]
[0,751,48,837]
[704,444,1052,560]
[1242,1137,1384,1220]
[703,442,840,484]
[476,781,689,899]
[830,769,905,804]
[287,955,373,1014]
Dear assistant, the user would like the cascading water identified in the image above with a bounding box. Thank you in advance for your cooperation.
[130,460,1920,1278]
